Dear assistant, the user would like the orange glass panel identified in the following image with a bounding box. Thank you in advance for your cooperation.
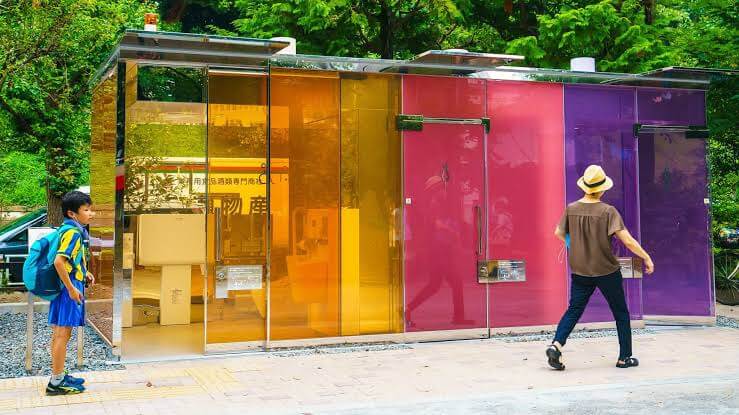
[269,69,340,340]
[340,74,403,335]
[88,69,117,342]
[206,72,268,346]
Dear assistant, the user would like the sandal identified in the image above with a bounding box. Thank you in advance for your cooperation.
[546,344,565,371]
[616,357,639,368]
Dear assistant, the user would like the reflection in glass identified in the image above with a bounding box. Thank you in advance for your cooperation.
[269,69,341,340]
[340,73,403,335]
[121,65,206,359]
[206,71,268,346]
[88,69,117,342]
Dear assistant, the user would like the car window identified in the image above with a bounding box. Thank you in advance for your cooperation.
[10,229,28,243]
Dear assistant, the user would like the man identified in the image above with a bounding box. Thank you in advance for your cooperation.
[547,165,654,370]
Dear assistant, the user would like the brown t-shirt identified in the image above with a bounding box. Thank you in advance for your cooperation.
[558,201,625,277]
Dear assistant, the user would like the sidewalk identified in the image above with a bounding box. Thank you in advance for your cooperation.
[1,324,738,414]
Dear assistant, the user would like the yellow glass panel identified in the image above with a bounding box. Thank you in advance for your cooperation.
[340,74,403,335]
[206,72,268,345]
[121,65,206,359]
[269,69,341,340]
[88,69,117,342]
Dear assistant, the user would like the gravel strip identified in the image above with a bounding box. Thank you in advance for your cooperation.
[492,327,657,343]
[271,342,412,358]
[0,312,123,379]
[717,315,739,329]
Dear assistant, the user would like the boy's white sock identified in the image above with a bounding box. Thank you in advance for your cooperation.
[50,373,64,386]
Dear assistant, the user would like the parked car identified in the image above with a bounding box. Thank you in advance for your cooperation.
[0,208,48,287]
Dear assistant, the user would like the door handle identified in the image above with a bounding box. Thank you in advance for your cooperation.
[475,205,483,257]
[215,207,222,263]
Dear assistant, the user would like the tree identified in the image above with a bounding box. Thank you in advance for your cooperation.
[0,0,153,225]
[229,0,471,59]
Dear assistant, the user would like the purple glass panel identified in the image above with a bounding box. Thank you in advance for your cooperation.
[637,89,706,126]
[564,85,643,323]
[638,88,712,317]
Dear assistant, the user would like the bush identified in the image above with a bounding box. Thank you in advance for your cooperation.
[0,152,46,208]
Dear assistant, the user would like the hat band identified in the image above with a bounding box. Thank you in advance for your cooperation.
[584,178,606,188]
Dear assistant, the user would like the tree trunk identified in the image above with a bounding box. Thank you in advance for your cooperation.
[46,182,63,227]
[379,1,394,59]
[642,0,655,24]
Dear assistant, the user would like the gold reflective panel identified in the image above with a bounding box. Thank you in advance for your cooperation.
[269,69,341,340]
[205,71,268,346]
[121,65,207,359]
[340,74,403,335]
[88,69,117,343]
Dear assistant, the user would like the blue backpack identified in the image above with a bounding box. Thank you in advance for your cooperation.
[22,223,78,301]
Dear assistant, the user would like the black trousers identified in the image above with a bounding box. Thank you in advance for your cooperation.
[553,269,632,360]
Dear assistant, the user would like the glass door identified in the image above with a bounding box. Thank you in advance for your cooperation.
[638,131,713,320]
[402,75,488,334]
[403,123,487,332]
[205,69,269,352]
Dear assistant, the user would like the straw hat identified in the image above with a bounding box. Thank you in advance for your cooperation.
[577,165,614,194]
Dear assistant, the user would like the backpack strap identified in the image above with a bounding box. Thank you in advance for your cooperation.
[56,224,85,269]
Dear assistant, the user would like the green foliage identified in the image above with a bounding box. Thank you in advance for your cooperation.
[0,152,46,207]
[231,0,470,58]
[0,0,154,223]
[706,77,739,244]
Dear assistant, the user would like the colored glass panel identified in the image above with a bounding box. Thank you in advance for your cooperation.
[403,122,487,331]
[564,85,642,323]
[486,81,568,328]
[88,69,117,343]
[205,71,268,346]
[402,75,486,118]
[340,74,404,335]
[637,88,712,317]
[637,88,706,126]
[121,65,207,359]
[269,69,341,340]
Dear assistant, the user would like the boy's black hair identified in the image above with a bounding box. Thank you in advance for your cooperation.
[61,191,93,219]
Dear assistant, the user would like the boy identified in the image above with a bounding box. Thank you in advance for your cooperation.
[47,191,95,395]
[546,165,654,371]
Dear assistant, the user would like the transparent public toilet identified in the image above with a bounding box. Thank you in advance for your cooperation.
[88,30,728,360]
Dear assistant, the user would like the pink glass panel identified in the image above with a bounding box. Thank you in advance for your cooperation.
[486,81,568,327]
[402,75,486,118]
[403,123,486,331]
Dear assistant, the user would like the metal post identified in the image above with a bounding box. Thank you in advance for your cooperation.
[25,292,34,372]
[76,326,84,368]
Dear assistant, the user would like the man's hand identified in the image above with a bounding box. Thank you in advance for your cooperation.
[67,286,84,304]
[644,258,655,275]
[86,272,96,286]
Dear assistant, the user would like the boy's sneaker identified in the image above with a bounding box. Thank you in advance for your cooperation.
[46,379,85,396]
[64,373,85,386]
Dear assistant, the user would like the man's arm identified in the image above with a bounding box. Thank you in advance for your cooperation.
[53,255,83,303]
[614,229,654,274]
[554,226,566,243]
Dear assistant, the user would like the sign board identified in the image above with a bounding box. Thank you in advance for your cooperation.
[618,257,644,279]
[478,259,526,283]
[215,265,263,298]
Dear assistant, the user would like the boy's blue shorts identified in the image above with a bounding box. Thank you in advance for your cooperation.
[48,278,85,327]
